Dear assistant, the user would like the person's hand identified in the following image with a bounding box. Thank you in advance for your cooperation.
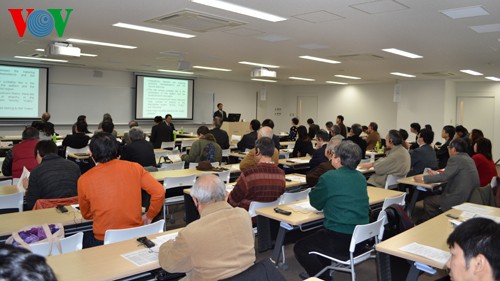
[427,169,439,175]
[414,175,424,183]
[22,177,29,190]
[142,214,152,225]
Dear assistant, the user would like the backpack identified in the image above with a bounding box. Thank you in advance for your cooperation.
[202,143,216,162]
[383,204,414,240]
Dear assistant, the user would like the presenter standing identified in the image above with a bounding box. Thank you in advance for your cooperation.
[213,103,227,121]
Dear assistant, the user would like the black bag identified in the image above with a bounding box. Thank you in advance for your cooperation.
[383,204,414,240]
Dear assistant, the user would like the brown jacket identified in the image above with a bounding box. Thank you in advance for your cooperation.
[239,148,279,172]
[159,201,255,281]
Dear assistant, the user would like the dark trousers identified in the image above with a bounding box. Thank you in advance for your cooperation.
[83,231,104,249]
[293,228,353,280]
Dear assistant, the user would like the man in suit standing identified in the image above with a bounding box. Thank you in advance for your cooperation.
[213,103,227,121]
[165,114,176,131]
[414,138,479,220]
[150,117,173,149]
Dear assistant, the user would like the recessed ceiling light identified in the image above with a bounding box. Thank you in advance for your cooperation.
[299,55,340,64]
[326,81,348,85]
[485,76,500,81]
[14,56,68,62]
[335,75,361,80]
[390,72,416,78]
[289,76,315,81]
[113,23,195,39]
[460,69,483,76]
[382,48,423,59]
[157,69,194,75]
[35,48,97,57]
[239,61,280,68]
[440,6,489,19]
[190,0,286,22]
[193,65,231,71]
[67,38,137,49]
[251,78,276,83]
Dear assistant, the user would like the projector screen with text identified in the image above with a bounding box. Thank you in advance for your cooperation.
[136,75,194,120]
[0,65,48,119]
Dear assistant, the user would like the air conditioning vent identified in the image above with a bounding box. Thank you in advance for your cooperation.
[146,9,246,32]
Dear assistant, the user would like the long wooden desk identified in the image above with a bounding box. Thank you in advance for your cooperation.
[0,206,92,242]
[47,228,182,281]
[0,184,17,195]
[376,203,500,281]
[256,186,404,266]
[149,164,240,182]
[398,174,446,215]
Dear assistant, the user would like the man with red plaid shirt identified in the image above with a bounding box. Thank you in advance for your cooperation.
[228,137,285,210]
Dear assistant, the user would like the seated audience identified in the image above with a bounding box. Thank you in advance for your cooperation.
[0,243,57,281]
[181,126,222,163]
[469,128,484,156]
[362,129,410,187]
[408,128,438,176]
[472,138,498,187]
[95,113,118,137]
[31,121,52,141]
[306,118,320,139]
[62,121,90,149]
[159,175,255,280]
[436,125,455,169]
[32,112,55,136]
[455,125,472,155]
[72,114,90,134]
[150,115,173,149]
[330,125,344,140]
[2,127,39,178]
[306,138,342,187]
[237,119,260,151]
[23,141,80,210]
[309,130,329,169]
[365,122,381,150]
[399,128,410,150]
[229,137,285,211]
[289,117,299,141]
[291,125,314,158]
[122,120,139,145]
[325,121,334,140]
[446,218,500,281]
[414,138,479,220]
[336,115,347,138]
[346,123,367,158]
[261,119,280,150]
[294,141,369,280]
[209,117,230,149]
[409,122,421,150]
[78,132,164,248]
[121,127,156,168]
[239,127,279,172]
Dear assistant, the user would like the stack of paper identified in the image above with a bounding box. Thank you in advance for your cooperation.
[121,232,178,266]
[399,242,450,266]
[286,175,306,183]
[290,201,321,213]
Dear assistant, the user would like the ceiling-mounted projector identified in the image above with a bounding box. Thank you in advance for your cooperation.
[46,42,81,57]
[251,67,277,78]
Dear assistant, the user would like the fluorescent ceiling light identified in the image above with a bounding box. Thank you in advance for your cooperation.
[335,75,361,80]
[113,22,195,39]
[441,6,489,19]
[326,81,348,85]
[190,0,286,22]
[35,48,97,57]
[193,65,231,71]
[485,76,500,81]
[67,38,136,49]
[390,72,416,78]
[251,78,276,83]
[14,56,68,62]
[289,76,315,81]
[239,61,280,68]
[382,48,423,59]
[460,69,483,76]
[157,69,194,75]
[299,55,340,64]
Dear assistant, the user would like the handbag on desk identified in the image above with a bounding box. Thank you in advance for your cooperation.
[6,223,64,255]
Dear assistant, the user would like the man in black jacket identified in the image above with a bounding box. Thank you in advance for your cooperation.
[237,119,260,151]
[121,127,156,168]
[150,118,174,149]
[209,117,230,149]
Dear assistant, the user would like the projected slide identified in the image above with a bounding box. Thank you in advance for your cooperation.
[136,75,194,120]
[0,65,48,119]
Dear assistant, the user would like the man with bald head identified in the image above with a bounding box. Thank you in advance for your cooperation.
[239,126,280,172]
[159,175,255,281]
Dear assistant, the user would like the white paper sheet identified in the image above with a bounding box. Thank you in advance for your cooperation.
[121,232,178,266]
[285,175,306,183]
[288,159,309,164]
[452,203,493,215]
[399,242,450,266]
[290,201,322,213]
[17,166,30,193]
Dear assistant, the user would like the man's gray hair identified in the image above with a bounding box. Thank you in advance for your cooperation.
[326,138,342,154]
[191,175,227,204]
[332,125,341,135]
[258,126,273,138]
[334,140,362,169]
[128,127,145,142]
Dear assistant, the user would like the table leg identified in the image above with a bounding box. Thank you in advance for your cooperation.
[406,187,421,216]
[405,263,421,281]
[270,226,288,266]
[376,251,393,281]
[256,216,272,252]
[183,193,199,225]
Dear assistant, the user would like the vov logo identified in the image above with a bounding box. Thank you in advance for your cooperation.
[8,8,73,38]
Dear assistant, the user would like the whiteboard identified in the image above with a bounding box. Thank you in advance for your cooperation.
[48,84,134,125]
